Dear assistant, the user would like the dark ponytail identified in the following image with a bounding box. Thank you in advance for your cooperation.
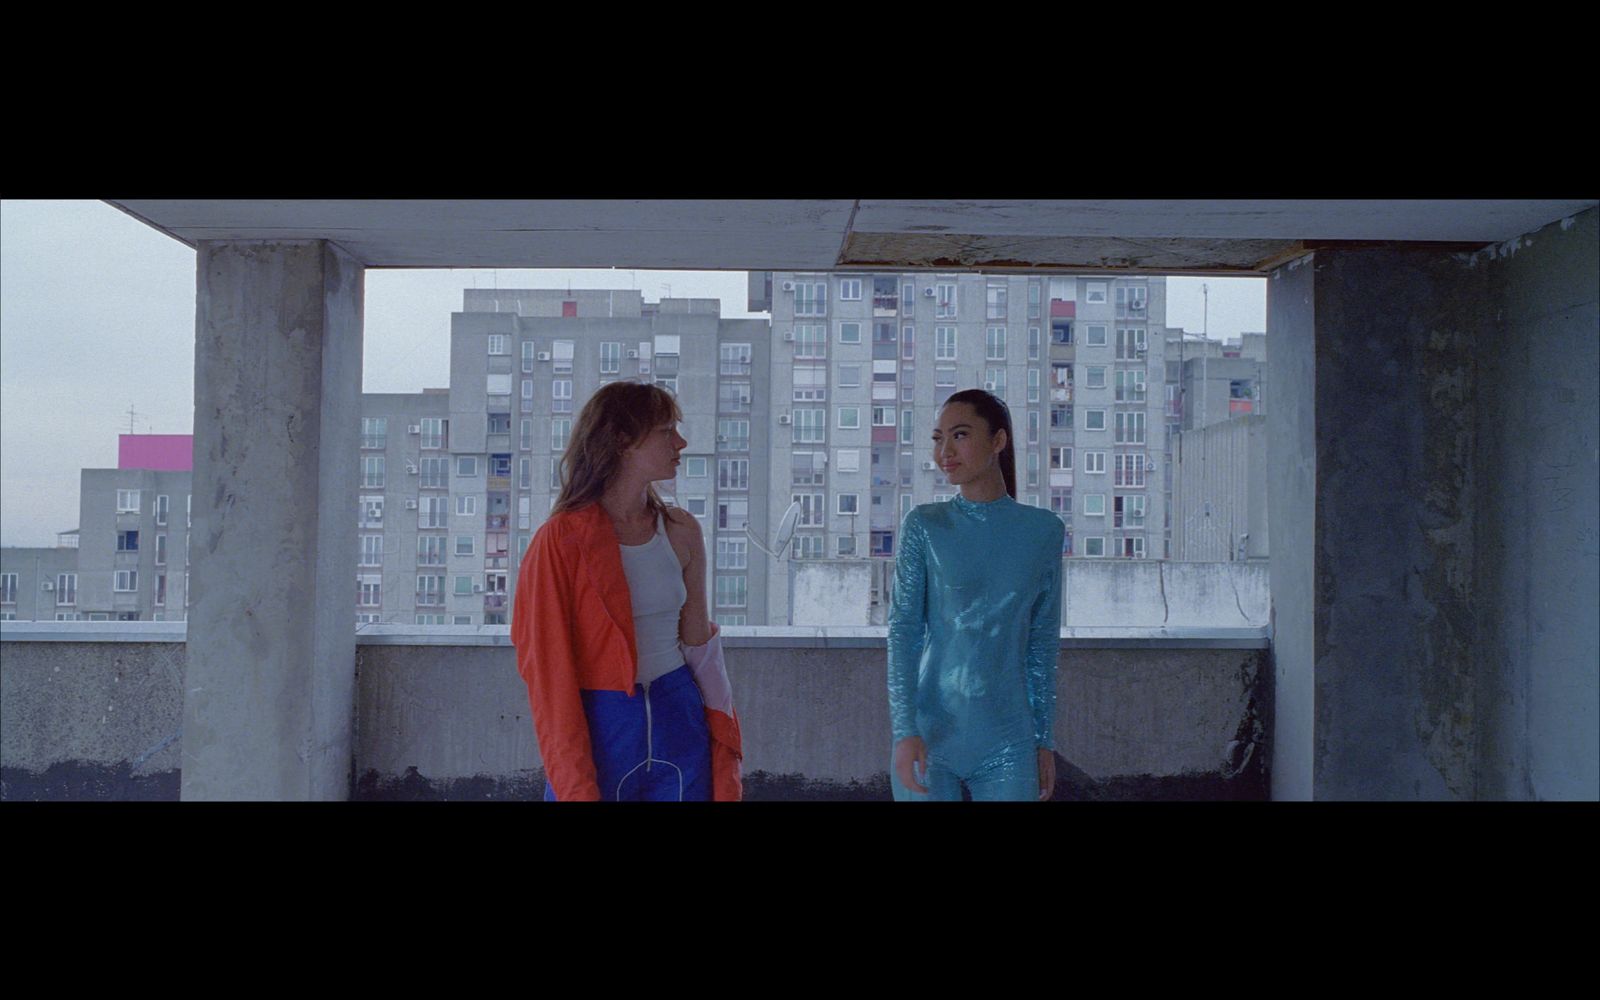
[942,388,1017,499]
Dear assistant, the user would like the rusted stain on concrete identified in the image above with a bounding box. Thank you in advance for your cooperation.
[840,231,1298,273]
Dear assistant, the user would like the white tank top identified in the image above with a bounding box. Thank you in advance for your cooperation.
[618,512,688,686]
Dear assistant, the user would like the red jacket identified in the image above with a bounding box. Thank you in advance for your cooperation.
[510,502,743,801]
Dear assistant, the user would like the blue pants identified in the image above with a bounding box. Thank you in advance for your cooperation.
[890,738,1039,802]
[544,664,712,802]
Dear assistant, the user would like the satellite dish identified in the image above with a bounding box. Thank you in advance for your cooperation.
[746,501,802,560]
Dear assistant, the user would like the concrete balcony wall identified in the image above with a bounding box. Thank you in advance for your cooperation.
[2,624,1268,801]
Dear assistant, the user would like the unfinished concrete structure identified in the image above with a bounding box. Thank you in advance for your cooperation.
[7,199,1592,802]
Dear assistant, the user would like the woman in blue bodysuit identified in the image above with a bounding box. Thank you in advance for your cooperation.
[887,388,1066,802]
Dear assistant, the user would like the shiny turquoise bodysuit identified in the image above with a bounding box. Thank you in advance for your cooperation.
[887,494,1065,801]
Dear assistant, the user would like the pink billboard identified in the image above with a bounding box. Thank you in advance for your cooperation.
[118,434,193,472]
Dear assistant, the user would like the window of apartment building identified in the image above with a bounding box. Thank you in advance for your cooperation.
[0,573,15,604]
[793,364,827,402]
[986,285,1007,320]
[1051,446,1073,470]
[420,497,447,530]
[716,538,748,570]
[456,456,477,478]
[838,321,862,345]
[793,492,825,527]
[552,379,573,413]
[836,449,860,473]
[791,534,824,559]
[418,535,446,565]
[836,406,861,430]
[361,417,387,450]
[871,531,894,557]
[1114,412,1145,445]
[115,569,139,592]
[1028,327,1041,361]
[871,406,896,428]
[1028,282,1042,320]
[718,419,750,451]
[1117,327,1147,360]
[1051,488,1072,516]
[718,459,750,491]
[452,615,473,626]
[1115,454,1146,488]
[838,278,862,301]
[361,456,385,489]
[1120,537,1147,559]
[684,497,707,518]
[512,417,530,452]
[486,373,512,396]
[360,534,383,566]
[985,368,1007,395]
[1115,369,1147,402]
[900,366,917,403]
[116,489,140,514]
[656,377,678,395]
[1052,321,1073,345]
[837,534,857,557]
[1083,494,1106,517]
[985,326,1007,361]
[1084,451,1107,475]
[793,280,827,317]
[487,334,507,356]
[795,409,826,444]
[837,363,861,388]
[717,499,748,530]
[521,379,535,412]
[899,409,913,445]
[456,495,477,517]
[551,419,572,452]
[1086,365,1107,390]
[152,494,168,527]
[935,282,957,319]
[552,340,574,375]
[1085,324,1108,347]
[795,324,827,360]
[1028,409,1041,445]
[1051,405,1070,429]
[1120,495,1148,526]
[518,457,531,492]
[549,457,564,490]
[935,326,958,360]
[791,452,825,487]
[1084,409,1107,432]
[518,496,532,531]
[155,533,167,566]
[1027,368,1041,404]
[1116,284,1149,312]
[117,530,139,552]
[356,575,381,607]
[1085,282,1108,304]
[56,573,77,605]
[455,535,475,557]
[1053,363,1073,391]
[522,340,537,373]
[935,366,957,388]
[837,493,860,516]
[715,575,748,608]
[902,325,916,361]
[420,418,446,450]
[599,341,621,375]
[900,281,915,315]
[1083,536,1106,557]
[872,277,898,312]
[358,496,384,528]
[685,457,708,479]
[416,572,448,604]
[719,381,752,413]
[721,343,753,375]
[1026,452,1040,488]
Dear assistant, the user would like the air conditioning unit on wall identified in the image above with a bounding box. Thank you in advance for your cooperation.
[781,281,795,292]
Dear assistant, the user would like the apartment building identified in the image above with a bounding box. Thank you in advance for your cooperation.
[756,271,1169,621]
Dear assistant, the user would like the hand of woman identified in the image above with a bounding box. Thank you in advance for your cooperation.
[893,736,929,795]
[1038,747,1056,801]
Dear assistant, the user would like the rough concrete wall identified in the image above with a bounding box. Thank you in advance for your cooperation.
[790,562,872,626]
[1312,249,1490,800]
[0,642,184,800]
[1267,255,1316,801]
[1476,209,1600,800]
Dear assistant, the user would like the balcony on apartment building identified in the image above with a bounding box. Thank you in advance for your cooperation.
[1,558,1271,801]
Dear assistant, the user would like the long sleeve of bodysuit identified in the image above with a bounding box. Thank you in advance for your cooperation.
[885,507,929,743]
[1026,518,1066,750]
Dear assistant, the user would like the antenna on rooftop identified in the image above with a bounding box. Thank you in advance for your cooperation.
[126,404,140,434]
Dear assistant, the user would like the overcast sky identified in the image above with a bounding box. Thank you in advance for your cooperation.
[0,199,1266,547]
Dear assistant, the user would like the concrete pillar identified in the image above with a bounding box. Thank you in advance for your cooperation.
[182,241,364,800]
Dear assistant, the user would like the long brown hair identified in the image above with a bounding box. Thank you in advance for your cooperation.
[941,388,1017,499]
[551,380,683,518]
